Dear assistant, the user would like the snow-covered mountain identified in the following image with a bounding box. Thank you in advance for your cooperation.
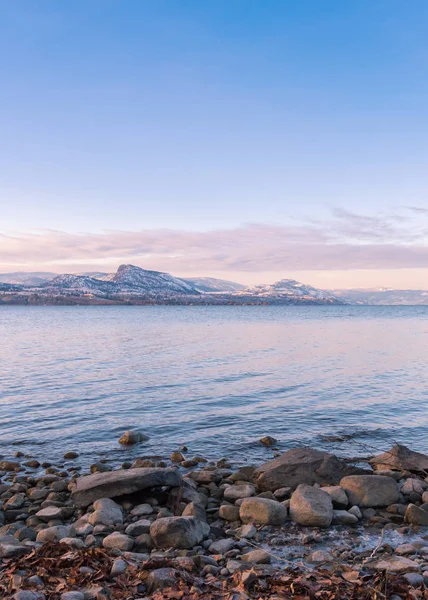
[333,288,428,305]
[0,271,57,285]
[240,279,340,302]
[184,277,246,293]
[107,264,198,295]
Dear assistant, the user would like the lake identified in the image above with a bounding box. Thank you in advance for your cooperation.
[1,305,428,468]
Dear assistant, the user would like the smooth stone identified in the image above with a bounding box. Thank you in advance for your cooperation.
[102,532,134,551]
[60,593,85,600]
[130,503,153,516]
[322,486,349,508]
[241,549,271,564]
[332,510,359,525]
[224,484,256,501]
[71,467,181,507]
[340,475,399,507]
[88,498,123,527]
[111,558,127,577]
[60,537,85,548]
[405,504,428,526]
[367,556,419,573]
[235,523,257,539]
[145,568,177,593]
[150,516,209,549]
[125,519,151,536]
[370,444,428,472]
[36,506,65,522]
[219,505,240,521]
[208,538,235,554]
[36,525,73,542]
[239,497,288,525]
[290,484,333,528]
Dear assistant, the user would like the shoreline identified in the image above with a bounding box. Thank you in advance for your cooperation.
[1,440,428,598]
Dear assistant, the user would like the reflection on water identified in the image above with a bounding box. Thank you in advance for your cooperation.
[1,305,427,467]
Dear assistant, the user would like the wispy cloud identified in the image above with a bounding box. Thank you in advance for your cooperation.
[1,208,427,274]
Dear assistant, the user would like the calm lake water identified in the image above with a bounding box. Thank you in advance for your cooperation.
[1,305,428,468]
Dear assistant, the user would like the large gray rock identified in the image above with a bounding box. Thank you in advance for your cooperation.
[290,484,333,527]
[239,497,288,525]
[0,535,31,558]
[70,467,182,507]
[340,475,399,507]
[150,516,209,549]
[88,498,123,527]
[370,444,428,473]
[254,447,365,492]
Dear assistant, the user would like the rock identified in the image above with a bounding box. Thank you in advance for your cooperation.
[134,533,153,550]
[348,505,362,519]
[102,532,134,551]
[370,444,428,472]
[241,549,271,564]
[111,558,127,577]
[118,430,149,445]
[36,525,73,542]
[60,537,85,548]
[61,593,85,600]
[235,523,257,539]
[130,503,153,516]
[340,475,399,507]
[36,506,65,522]
[405,504,428,526]
[254,447,365,492]
[396,544,417,555]
[367,556,419,573]
[88,498,123,527]
[70,467,181,507]
[145,568,177,593]
[224,484,255,501]
[273,487,291,500]
[239,497,288,525]
[0,461,20,472]
[219,505,240,521]
[290,485,333,528]
[64,452,79,459]
[403,572,424,585]
[259,436,277,447]
[332,510,358,525]
[208,538,235,554]
[307,550,333,563]
[125,519,151,536]
[11,593,45,600]
[187,470,222,484]
[170,451,185,462]
[401,478,424,495]
[321,486,348,508]
[150,516,209,549]
[182,502,207,521]
[5,493,26,509]
[0,535,31,558]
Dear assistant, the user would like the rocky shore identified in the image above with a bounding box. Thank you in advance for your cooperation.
[2,440,428,599]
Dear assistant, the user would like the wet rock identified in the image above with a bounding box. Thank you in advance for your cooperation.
[102,532,134,551]
[241,549,271,563]
[71,467,181,507]
[90,463,111,474]
[150,516,209,549]
[254,447,364,492]
[240,497,288,525]
[0,461,20,472]
[290,484,333,528]
[88,498,123,527]
[170,451,185,462]
[405,504,428,526]
[259,436,277,447]
[224,484,255,501]
[340,475,399,507]
[64,452,79,459]
[370,444,428,473]
[118,430,149,445]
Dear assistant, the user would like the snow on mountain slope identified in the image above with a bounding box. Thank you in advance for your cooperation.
[240,279,339,301]
[108,264,199,295]
[184,277,246,293]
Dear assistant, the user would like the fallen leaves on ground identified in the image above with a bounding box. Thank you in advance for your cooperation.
[0,542,427,599]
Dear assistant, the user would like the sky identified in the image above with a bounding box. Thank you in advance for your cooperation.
[0,0,427,288]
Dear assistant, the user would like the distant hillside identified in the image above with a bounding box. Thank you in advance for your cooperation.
[241,279,341,302]
[184,277,246,293]
[0,271,56,285]
[333,289,428,305]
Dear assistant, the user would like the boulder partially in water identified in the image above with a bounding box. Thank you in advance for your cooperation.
[369,444,428,473]
[70,467,182,507]
[254,447,365,492]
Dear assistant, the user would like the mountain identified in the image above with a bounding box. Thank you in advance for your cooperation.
[333,288,428,305]
[107,264,199,295]
[184,277,247,293]
[240,279,340,302]
[0,271,57,285]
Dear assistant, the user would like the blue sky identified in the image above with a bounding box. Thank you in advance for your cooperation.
[0,0,427,286]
